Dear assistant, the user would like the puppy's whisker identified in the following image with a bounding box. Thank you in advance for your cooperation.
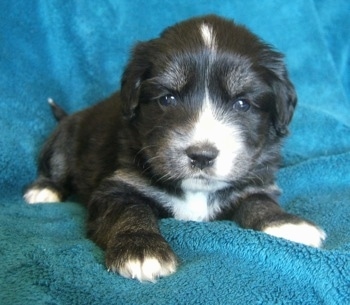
[155,172,175,183]
[133,145,160,165]
[144,155,162,164]
[139,156,163,176]
[246,172,265,185]
[134,145,158,158]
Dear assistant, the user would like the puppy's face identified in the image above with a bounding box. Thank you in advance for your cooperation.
[121,15,296,192]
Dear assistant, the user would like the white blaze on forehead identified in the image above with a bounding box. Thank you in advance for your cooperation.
[200,23,217,51]
[191,90,245,178]
[193,100,220,142]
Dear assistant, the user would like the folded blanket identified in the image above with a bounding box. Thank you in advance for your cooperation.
[1,0,349,304]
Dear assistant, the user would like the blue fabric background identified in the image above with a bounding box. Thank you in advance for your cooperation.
[1,0,349,304]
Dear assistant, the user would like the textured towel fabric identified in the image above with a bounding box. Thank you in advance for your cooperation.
[1,0,349,304]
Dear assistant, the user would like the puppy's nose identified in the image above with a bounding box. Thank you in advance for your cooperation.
[186,144,219,170]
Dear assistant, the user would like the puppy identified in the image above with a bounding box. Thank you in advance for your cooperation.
[24,15,326,282]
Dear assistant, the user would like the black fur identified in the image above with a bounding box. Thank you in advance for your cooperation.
[25,15,323,281]
[48,99,68,121]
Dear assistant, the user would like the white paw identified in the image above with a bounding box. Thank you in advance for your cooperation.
[24,188,61,204]
[263,222,326,248]
[113,257,177,283]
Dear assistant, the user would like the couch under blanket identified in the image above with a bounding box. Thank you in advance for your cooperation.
[1,0,349,304]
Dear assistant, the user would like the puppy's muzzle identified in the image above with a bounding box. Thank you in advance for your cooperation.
[186,144,219,170]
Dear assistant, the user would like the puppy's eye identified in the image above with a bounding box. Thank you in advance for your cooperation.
[232,98,250,112]
[158,94,177,107]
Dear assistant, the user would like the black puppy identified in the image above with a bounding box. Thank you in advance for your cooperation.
[25,15,326,282]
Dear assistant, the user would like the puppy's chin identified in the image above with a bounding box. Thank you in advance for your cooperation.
[181,177,230,193]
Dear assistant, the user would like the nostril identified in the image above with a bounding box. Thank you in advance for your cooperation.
[186,144,219,170]
[187,150,218,162]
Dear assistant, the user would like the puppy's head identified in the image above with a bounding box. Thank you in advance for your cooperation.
[120,15,297,191]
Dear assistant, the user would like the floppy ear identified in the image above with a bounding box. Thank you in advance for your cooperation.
[271,72,297,136]
[261,51,297,136]
[120,41,154,119]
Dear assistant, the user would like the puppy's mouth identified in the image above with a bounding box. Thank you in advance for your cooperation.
[181,175,230,193]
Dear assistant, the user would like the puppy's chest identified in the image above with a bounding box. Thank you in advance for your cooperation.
[168,192,221,221]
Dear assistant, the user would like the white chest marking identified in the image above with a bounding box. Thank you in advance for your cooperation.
[171,192,211,222]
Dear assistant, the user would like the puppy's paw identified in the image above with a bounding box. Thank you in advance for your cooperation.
[115,256,177,283]
[263,221,326,248]
[106,232,177,282]
[24,187,61,204]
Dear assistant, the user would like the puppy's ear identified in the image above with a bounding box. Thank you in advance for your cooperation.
[270,73,297,136]
[261,51,297,136]
[120,41,154,119]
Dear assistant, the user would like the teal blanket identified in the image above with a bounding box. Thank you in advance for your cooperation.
[1,1,349,304]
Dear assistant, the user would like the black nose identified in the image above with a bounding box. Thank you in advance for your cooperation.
[186,144,219,170]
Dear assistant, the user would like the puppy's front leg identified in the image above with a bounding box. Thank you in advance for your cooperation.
[87,179,177,282]
[233,194,326,248]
